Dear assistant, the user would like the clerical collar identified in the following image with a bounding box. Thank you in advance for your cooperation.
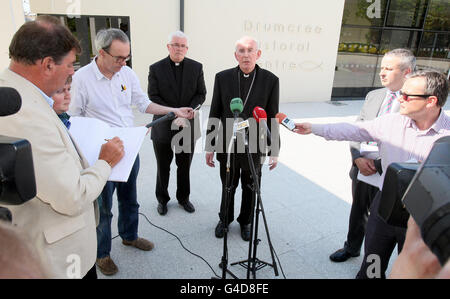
[170,58,184,67]
[240,68,255,79]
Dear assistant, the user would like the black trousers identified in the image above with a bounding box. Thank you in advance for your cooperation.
[356,191,407,279]
[344,179,379,255]
[153,141,194,204]
[82,265,97,279]
[218,158,261,226]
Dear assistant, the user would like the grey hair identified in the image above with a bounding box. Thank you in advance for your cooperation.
[407,70,449,107]
[235,36,260,52]
[168,30,188,43]
[95,28,130,52]
[384,48,416,72]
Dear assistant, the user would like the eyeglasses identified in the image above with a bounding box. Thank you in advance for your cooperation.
[236,48,257,56]
[399,91,432,102]
[169,43,187,49]
[102,48,131,63]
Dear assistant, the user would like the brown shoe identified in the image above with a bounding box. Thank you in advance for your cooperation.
[96,256,118,276]
[122,237,155,251]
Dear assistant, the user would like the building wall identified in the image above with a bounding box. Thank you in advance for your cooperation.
[0,0,25,70]
[30,0,345,103]
[185,0,345,103]
[30,0,179,99]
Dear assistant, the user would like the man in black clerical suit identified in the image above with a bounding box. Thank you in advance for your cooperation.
[148,31,206,215]
[205,36,279,241]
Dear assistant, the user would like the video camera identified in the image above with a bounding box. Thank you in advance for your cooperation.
[379,136,450,265]
[0,87,36,221]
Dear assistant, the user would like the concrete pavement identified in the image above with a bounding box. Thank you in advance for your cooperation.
[98,99,450,279]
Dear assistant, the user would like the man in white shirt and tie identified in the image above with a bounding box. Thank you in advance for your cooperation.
[70,28,194,276]
[329,49,416,263]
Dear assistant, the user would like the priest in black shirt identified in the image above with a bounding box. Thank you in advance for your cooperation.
[148,31,206,216]
[205,36,280,241]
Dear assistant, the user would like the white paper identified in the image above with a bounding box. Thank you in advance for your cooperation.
[357,171,381,188]
[360,142,379,160]
[357,142,381,187]
[69,116,148,182]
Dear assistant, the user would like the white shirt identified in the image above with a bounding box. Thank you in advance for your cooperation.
[69,58,151,127]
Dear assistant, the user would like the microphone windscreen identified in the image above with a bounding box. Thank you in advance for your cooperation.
[0,87,22,117]
[230,98,243,114]
[252,106,267,123]
[275,113,286,123]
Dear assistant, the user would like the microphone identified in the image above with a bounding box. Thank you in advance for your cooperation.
[253,106,271,140]
[0,87,22,117]
[145,112,176,128]
[230,98,243,119]
[276,112,296,131]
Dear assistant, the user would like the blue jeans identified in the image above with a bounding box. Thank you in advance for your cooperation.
[97,155,140,259]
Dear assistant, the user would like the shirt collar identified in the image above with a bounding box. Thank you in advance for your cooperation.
[386,89,400,97]
[30,82,54,107]
[91,56,119,80]
[430,109,449,133]
[407,109,447,134]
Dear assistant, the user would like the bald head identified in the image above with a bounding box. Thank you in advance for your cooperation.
[234,36,261,74]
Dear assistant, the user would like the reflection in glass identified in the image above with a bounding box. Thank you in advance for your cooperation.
[418,33,449,59]
[342,0,387,26]
[425,0,450,31]
[386,0,427,28]
[334,27,381,88]
[338,27,381,54]
[380,30,420,54]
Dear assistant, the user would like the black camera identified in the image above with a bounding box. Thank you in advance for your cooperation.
[379,136,450,265]
[0,87,36,221]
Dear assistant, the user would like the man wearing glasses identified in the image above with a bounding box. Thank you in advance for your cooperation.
[294,70,450,278]
[70,28,194,276]
[330,49,415,264]
[205,36,279,241]
[148,31,206,216]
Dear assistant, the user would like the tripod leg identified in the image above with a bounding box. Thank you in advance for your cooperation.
[257,196,279,277]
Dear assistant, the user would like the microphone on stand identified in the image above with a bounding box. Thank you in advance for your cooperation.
[252,106,271,141]
[230,98,243,119]
[145,112,176,128]
[0,87,22,117]
[229,98,244,138]
[275,112,296,131]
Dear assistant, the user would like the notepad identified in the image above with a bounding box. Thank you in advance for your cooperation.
[69,116,148,182]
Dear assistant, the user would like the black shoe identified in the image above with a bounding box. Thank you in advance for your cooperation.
[179,201,195,213]
[157,203,168,215]
[240,224,251,241]
[329,248,360,262]
[215,220,227,238]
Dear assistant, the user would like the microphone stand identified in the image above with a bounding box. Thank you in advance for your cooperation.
[216,121,239,280]
[230,129,279,279]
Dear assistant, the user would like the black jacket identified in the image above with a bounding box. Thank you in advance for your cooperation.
[148,56,206,143]
[206,65,280,167]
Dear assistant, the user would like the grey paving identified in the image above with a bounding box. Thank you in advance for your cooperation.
[98,99,450,279]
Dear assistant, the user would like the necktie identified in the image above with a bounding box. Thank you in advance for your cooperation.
[379,92,396,116]
[367,92,397,147]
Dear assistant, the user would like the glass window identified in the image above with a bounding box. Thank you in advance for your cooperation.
[342,0,387,26]
[334,27,382,88]
[386,0,427,28]
[418,32,450,59]
[379,30,420,54]
[424,0,450,31]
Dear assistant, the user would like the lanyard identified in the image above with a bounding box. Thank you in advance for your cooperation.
[238,69,256,108]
